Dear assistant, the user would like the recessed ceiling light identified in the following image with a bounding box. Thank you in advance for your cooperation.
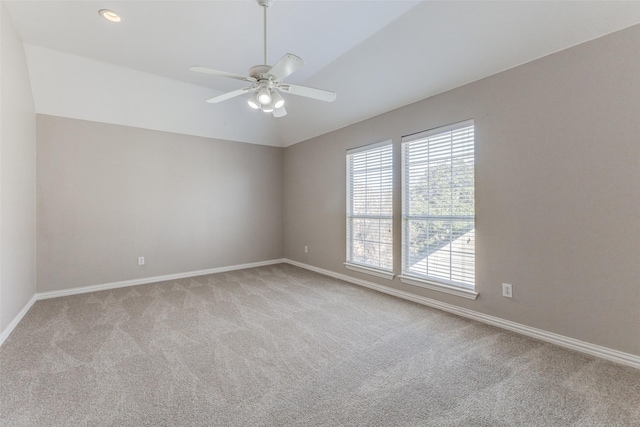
[99,9,121,23]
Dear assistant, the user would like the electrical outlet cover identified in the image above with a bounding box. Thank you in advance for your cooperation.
[502,283,512,298]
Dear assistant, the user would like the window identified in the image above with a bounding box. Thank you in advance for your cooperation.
[401,121,476,298]
[345,141,393,279]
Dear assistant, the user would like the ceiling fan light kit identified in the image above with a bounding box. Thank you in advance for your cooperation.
[271,91,285,109]
[190,0,336,118]
[248,93,261,109]
[257,87,272,105]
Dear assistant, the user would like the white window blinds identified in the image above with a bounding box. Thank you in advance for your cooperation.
[401,121,475,288]
[346,141,393,272]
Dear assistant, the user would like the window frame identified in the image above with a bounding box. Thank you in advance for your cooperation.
[345,140,395,280]
[399,120,477,300]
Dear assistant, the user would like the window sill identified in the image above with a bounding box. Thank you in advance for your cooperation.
[399,275,478,300]
[344,263,395,280]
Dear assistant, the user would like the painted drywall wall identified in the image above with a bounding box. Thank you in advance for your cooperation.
[283,24,640,356]
[0,3,37,332]
[37,115,283,292]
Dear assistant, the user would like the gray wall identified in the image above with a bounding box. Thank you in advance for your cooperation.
[37,115,283,292]
[0,3,37,332]
[284,25,640,356]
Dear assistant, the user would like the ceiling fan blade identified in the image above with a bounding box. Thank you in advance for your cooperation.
[190,66,256,83]
[206,87,255,104]
[279,84,337,102]
[268,54,304,80]
[273,106,287,118]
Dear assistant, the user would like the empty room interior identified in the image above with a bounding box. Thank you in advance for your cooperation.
[1,1,640,425]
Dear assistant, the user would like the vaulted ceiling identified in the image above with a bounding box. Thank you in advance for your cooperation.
[6,1,640,146]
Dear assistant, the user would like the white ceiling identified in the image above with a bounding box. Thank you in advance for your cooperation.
[6,1,640,146]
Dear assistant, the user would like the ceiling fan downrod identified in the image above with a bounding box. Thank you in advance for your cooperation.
[260,0,274,66]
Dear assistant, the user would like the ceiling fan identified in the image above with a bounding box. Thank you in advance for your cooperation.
[190,0,337,118]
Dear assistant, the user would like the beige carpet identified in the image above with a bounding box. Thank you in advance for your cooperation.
[1,264,639,426]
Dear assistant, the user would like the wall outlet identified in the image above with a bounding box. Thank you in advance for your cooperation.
[138,256,145,266]
[502,283,513,298]
[304,245,308,254]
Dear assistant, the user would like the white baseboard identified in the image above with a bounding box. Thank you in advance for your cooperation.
[0,294,37,348]
[36,258,287,300]
[284,258,640,370]
[0,258,286,347]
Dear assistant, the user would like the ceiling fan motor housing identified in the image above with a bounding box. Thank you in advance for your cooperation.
[249,65,281,93]
[249,65,273,79]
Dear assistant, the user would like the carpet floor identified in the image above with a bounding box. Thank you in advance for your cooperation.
[1,264,639,426]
